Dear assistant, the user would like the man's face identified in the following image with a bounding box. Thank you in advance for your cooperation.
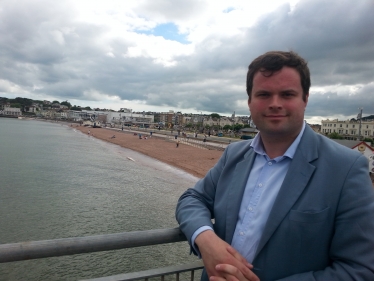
[248,66,308,139]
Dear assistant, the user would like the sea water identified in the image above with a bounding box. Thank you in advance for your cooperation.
[0,118,199,281]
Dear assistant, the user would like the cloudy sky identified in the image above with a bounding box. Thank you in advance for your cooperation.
[1,0,373,123]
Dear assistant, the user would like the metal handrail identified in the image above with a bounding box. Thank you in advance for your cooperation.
[0,228,186,263]
[0,228,204,280]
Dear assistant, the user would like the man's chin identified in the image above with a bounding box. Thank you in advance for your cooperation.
[258,125,290,136]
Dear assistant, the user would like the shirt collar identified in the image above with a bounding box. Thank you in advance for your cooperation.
[250,121,306,160]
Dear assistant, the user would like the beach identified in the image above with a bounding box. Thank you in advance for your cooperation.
[75,126,224,178]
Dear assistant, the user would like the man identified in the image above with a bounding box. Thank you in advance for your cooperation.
[176,51,374,281]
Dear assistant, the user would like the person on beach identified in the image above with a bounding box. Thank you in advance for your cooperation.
[176,51,374,281]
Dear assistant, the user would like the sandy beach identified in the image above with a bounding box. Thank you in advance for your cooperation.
[75,126,224,178]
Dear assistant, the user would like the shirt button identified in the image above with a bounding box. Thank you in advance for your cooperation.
[240,231,244,236]
[268,162,272,166]
[259,183,263,187]
[248,207,253,211]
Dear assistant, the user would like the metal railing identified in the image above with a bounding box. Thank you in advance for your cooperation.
[0,228,204,281]
[165,136,226,151]
[81,261,203,281]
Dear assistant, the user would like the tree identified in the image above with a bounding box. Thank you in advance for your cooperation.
[52,100,60,104]
[328,132,343,139]
[10,103,21,108]
[233,124,244,132]
[363,138,374,146]
[84,106,92,110]
[223,125,232,131]
[211,124,220,131]
[14,97,32,106]
[211,113,221,119]
[61,101,72,108]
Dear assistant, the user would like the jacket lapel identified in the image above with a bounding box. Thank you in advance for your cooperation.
[254,126,318,257]
[225,148,256,243]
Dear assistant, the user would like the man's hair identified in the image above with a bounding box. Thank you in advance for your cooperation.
[246,51,310,101]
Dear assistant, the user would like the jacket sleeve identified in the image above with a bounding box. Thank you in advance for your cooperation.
[175,145,229,249]
[277,154,374,281]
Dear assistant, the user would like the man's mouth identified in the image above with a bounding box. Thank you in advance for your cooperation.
[265,115,286,118]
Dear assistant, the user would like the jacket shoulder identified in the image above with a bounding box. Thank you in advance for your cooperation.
[225,140,254,158]
[314,133,364,160]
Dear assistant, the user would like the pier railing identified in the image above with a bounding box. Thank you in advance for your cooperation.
[0,228,204,281]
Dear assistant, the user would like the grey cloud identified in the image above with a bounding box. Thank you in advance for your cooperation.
[0,0,373,119]
[307,83,374,117]
[134,0,208,22]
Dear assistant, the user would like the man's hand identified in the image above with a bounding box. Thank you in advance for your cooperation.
[195,231,259,281]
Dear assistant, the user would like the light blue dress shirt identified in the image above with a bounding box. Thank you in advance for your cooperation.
[192,122,306,262]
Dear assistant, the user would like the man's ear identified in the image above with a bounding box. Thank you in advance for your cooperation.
[305,93,309,107]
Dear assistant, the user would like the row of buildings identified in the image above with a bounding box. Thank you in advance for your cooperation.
[0,100,251,129]
[48,109,250,129]
[321,119,374,139]
[1,99,373,139]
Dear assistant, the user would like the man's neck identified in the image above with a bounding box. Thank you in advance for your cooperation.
[260,133,299,159]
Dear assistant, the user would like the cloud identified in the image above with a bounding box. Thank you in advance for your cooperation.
[134,0,208,22]
[0,0,373,122]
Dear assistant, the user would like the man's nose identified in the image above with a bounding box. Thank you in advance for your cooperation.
[269,95,282,109]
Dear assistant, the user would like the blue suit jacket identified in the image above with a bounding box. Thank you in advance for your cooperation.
[176,125,374,280]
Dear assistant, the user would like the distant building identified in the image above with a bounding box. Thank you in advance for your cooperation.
[203,117,222,127]
[67,111,89,121]
[309,124,321,133]
[321,119,374,139]
[0,107,22,116]
[159,111,182,127]
[103,111,154,125]
[119,108,132,113]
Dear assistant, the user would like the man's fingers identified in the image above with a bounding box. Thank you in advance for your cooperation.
[226,246,254,269]
[216,264,259,281]
[209,276,228,281]
[216,264,242,276]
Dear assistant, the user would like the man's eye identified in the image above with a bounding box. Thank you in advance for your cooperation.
[283,93,294,97]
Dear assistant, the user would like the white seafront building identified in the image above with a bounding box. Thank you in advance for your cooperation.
[82,110,154,125]
[0,107,22,117]
[321,119,374,139]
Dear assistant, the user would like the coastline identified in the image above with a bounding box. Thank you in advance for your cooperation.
[74,126,224,178]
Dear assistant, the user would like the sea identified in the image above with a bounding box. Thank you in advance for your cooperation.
[0,118,200,281]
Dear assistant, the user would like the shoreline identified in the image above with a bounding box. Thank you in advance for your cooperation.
[73,125,224,178]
